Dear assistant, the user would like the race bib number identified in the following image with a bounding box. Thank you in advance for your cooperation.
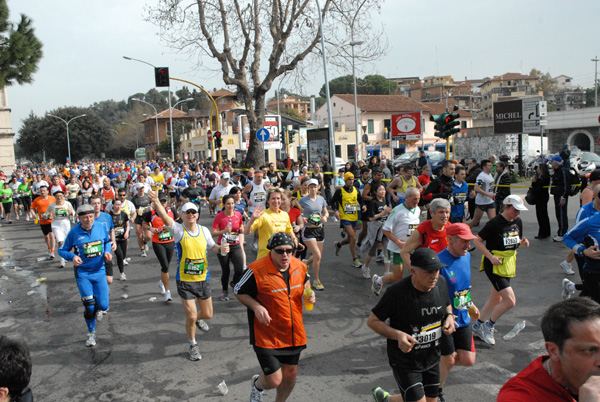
[412,322,442,347]
[453,289,472,310]
[158,230,172,241]
[55,209,68,218]
[503,229,520,247]
[455,193,467,204]
[115,227,125,237]
[225,231,240,243]
[184,258,205,275]
[3,195,9,200]
[407,223,419,236]
[254,192,266,203]
[83,241,102,258]
[344,203,357,214]
[41,212,50,220]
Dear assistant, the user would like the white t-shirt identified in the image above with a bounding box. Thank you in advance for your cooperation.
[475,171,494,205]
[169,222,215,248]
[382,203,421,254]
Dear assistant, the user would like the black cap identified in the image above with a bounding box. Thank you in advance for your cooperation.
[590,169,600,182]
[411,248,446,271]
[158,192,168,201]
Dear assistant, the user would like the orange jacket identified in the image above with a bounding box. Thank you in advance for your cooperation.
[248,255,308,349]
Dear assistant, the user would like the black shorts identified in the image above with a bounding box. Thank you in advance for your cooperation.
[441,325,475,356]
[169,192,176,199]
[302,226,324,242]
[253,345,305,376]
[390,364,440,402]
[177,280,212,300]
[40,223,52,236]
[476,203,494,212]
[104,256,113,277]
[484,263,512,291]
[12,197,22,206]
[1,202,11,213]
[134,216,144,225]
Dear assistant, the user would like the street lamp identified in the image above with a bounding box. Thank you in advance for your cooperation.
[47,113,87,163]
[592,56,599,107]
[169,97,194,161]
[132,98,160,154]
[349,40,364,162]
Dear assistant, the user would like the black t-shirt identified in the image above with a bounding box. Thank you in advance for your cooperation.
[181,186,206,202]
[110,211,129,240]
[477,214,523,270]
[267,171,282,187]
[371,275,449,372]
[131,195,151,214]
[368,198,390,221]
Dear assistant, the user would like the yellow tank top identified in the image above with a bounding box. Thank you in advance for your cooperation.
[176,224,209,282]
[397,176,417,194]
[339,186,358,221]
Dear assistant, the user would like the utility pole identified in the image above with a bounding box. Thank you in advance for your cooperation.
[592,56,599,107]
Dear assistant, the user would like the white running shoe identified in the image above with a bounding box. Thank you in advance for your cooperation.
[119,272,127,281]
[60,259,66,268]
[124,258,129,266]
[250,374,264,402]
[158,280,166,295]
[553,235,563,242]
[96,310,103,322]
[353,258,363,268]
[562,278,576,300]
[141,250,147,257]
[165,290,172,302]
[375,252,385,263]
[195,319,209,332]
[86,332,96,347]
[482,323,496,345]
[49,252,55,259]
[362,265,371,279]
[560,260,575,275]
[189,343,201,361]
[472,323,485,341]
[371,274,383,296]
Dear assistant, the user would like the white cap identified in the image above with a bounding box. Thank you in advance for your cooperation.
[221,172,230,180]
[181,202,199,213]
[503,195,528,211]
[307,178,319,187]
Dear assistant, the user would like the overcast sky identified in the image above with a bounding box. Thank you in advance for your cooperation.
[6,0,599,135]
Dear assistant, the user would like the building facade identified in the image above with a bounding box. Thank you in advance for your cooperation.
[0,87,15,173]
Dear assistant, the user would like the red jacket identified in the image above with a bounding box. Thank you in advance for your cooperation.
[248,255,308,349]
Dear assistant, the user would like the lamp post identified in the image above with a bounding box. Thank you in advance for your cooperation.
[132,98,159,158]
[169,97,194,161]
[592,56,599,107]
[47,113,87,163]
[350,40,364,162]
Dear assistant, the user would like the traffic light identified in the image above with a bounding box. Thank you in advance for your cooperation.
[280,128,287,147]
[430,113,449,139]
[154,67,170,87]
[289,130,298,143]
[214,131,222,148]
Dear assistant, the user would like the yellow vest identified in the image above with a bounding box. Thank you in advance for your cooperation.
[176,224,209,282]
[480,249,517,277]
[339,186,358,221]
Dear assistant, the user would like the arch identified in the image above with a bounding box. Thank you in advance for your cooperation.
[567,129,594,153]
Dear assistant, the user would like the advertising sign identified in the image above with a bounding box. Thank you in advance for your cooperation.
[306,128,331,167]
[241,115,282,150]
[135,148,146,161]
[494,98,542,134]
[391,112,422,140]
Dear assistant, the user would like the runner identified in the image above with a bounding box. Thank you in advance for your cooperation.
[143,193,178,301]
[360,183,391,281]
[90,195,116,286]
[48,191,75,268]
[18,178,34,222]
[109,199,130,282]
[368,248,456,402]
[58,204,112,347]
[451,165,468,223]
[148,191,229,361]
[472,195,529,345]
[211,194,244,301]
[468,159,496,227]
[243,170,269,252]
[266,162,283,188]
[332,172,367,268]
[49,175,67,196]
[208,172,233,214]
[131,185,152,257]
[234,232,315,402]
[100,177,116,212]
[180,176,206,217]
[436,223,479,402]
[30,186,57,258]
[298,179,329,290]
[372,187,421,296]
[387,164,422,206]
[7,177,22,221]
[0,182,13,224]
[79,180,95,205]
[66,176,81,220]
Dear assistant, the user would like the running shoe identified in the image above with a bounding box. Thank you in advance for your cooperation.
[25,217,29,222]
[353,258,363,268]
[250,374,264,402]
[482,322,496,345]
[196,319,210,332]
[553,235,563,242]
[334,241,341,256]
[375,252,385,263]
[60,259,66,268]
[124,258,129,266]
[165,290,172,302]
[371,274,383,296]
[220,290,229,301]
[472,323,485,342]
[362,265,371,279]
[312,279,324,291]
[560,260,575,275]
[96,310,103,322]
[119,273,127,281]
[15,215,19,221]
[86,332,96,347]
[372,387,390,402]
[141,250,147,257]
[562,278,576,300]
[158,280,166,295]
[438,389,446,402]
[49,252,55,259]
[189,343,202,361]
[341,229,346,238]
[252,238,259,252]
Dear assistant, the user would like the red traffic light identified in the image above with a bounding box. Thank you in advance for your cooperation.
[214,131,221,138]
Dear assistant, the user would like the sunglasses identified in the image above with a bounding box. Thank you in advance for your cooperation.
[118,194,127,197]
[272,248,296,255]
[184,210,198,215]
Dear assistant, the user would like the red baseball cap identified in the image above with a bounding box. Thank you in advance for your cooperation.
[446,223,477,240]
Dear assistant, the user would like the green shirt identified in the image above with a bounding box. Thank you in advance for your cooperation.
[0,188,13,203]
[18,183,30,197]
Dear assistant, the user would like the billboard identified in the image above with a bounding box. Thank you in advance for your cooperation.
[135,148,146,161]
[306,128,331,167]
[493,98,542,134]
[391,112,422,140]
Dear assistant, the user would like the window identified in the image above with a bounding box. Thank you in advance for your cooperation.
[461,121,467,129]
[346,144,354,162]
[368,119,374,134]
[219,98,227,104]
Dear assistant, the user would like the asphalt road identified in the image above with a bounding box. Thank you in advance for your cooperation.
[0,188,581,401]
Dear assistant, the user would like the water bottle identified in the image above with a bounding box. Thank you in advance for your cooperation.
[220,234,228,256]
[503,320,526,340]
[304,288,314,311]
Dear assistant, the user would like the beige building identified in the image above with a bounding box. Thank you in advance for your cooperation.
[0,87,15,172]
[266,95,310,120]
[479,73,542,118]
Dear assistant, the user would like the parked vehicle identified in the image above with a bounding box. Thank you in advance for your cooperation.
[335,157,346,171]
[576,151,600,175]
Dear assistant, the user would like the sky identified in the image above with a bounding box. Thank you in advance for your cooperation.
[6,0,600,136]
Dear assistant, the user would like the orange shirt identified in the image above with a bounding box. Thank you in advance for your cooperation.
[31,196,57,225]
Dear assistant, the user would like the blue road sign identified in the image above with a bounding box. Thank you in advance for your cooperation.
[257,128,270,142]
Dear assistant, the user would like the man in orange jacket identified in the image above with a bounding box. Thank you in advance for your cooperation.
[235,232,316,402]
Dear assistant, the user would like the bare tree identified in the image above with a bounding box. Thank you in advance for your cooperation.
[147,0,384,167]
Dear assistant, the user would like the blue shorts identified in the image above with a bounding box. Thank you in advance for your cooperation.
[340,220,358,228]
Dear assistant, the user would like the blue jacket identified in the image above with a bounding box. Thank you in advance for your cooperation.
[563,213,600,273]
[58,222,111,273]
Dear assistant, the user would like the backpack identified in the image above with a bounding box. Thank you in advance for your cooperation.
[567,167,581,197]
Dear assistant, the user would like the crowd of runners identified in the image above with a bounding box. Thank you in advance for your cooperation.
[1,151,599,402]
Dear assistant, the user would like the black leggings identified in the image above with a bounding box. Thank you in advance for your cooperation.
[114,239,128,274]
[21,196,31,212]
[152,241,175,273]
[582,270,600,304]
[216,243,244,291]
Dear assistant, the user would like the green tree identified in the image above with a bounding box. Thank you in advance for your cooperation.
[319,74,397,97]
[320,75,354,97]
[529,68,557,96]
[0,0,43,87]
[282,107,303,120]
